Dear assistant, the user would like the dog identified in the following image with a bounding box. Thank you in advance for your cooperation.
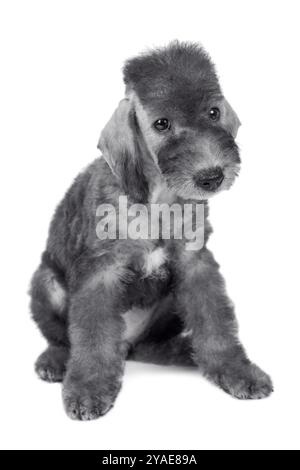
[30,41,273,420]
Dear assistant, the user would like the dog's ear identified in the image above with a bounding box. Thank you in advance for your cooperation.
[98,99,149,202]
[220,99,241,138]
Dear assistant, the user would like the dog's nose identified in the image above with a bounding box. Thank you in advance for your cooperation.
[195,167,224,191]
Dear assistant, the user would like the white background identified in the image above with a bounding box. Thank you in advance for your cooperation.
[0,0,299,450]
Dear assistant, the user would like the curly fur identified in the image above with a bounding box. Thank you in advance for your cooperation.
[30,41,273,420]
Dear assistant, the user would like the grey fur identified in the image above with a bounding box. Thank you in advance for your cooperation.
[30,41,273,420]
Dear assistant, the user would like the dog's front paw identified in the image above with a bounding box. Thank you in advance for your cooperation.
[216,363,273,400]
[63,391,113,420]
[62,376,121,420]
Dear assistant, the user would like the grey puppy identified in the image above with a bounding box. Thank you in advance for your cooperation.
[30,41,273,420]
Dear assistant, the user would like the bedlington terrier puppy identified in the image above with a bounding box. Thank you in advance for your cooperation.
[30,41,273,420]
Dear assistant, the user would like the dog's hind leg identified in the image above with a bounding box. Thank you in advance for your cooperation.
[30,253,69,382]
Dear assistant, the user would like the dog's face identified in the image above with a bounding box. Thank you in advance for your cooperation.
[99,42,241,201]
[131,91,240,200]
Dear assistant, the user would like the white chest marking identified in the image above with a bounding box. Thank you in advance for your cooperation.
[143,247,167,276]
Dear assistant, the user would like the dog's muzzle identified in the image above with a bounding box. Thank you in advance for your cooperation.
[194,167,224,191]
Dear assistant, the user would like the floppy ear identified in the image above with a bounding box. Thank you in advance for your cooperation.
[98,99,149,202]
[220,99,241,138]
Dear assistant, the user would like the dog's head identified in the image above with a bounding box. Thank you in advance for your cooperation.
[99,41,241,201]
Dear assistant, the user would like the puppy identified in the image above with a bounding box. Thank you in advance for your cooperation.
[30,41,273,420]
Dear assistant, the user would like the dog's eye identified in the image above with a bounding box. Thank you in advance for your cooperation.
[153,118,171,132]
[209,107,220,121]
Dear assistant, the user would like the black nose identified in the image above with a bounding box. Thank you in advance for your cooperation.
[195,167,224,191]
